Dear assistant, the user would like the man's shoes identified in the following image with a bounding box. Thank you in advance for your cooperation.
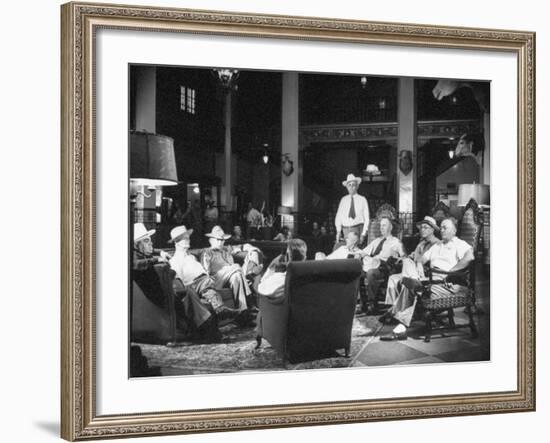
[378,311,394,324]
[197,318,223,343]
[379,331,408,341]
[215,305,241,321]
[234,310,256,328]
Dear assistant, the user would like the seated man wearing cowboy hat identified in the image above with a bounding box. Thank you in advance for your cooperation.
[358,216,405,315]
[168,225,241,322]
[380,216,440,324]
[132,223,217,343]
[132,222,170,270]
[334,173,370,247]
[201,226,261,321]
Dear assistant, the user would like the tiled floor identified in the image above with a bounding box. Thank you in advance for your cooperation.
[353,267,490,367]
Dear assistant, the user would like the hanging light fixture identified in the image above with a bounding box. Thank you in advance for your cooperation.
[212,68,239,90]
[360,75,368,89]
[262,143,269,164]
[448,149,455,159]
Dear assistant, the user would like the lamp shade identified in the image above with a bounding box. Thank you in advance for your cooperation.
[130,131,178,186]
[457,184,490,207]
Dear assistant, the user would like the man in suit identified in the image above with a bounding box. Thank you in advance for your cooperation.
[359,216,405,315]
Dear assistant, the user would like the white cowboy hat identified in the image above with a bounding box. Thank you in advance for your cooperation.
[416,215,440,232]
[133,223,156,242]
[342,173,362,186]
[205,225,231,240]
[168,225,194,244]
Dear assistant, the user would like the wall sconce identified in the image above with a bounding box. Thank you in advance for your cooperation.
[281,153,294,176]
[262,143,269,164]
[448,149,455,159]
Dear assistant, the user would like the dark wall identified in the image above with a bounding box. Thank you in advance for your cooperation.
[300,75,397,125]
[155,67,224,182]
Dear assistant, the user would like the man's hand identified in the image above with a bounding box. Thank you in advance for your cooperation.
[158,250,171,262]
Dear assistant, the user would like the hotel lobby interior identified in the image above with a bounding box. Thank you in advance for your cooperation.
[129,65,491,376]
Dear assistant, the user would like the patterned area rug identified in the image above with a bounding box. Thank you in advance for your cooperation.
[137,314,383,376]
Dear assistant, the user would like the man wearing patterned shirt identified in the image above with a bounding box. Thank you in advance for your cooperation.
[334,173,370,246]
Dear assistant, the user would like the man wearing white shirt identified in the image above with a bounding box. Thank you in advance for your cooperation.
[334,173,370,246]
[316,231,362,260]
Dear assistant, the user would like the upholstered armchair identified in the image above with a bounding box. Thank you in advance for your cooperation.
[257,259,362,363]
[131,263,180,344]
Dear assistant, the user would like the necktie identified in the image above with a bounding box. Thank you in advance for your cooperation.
[371,237,386,257]
[348,196,356,219]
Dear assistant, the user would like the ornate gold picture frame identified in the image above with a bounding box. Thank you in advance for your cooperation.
[61,1,535,440]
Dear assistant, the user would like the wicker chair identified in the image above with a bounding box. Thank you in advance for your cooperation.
[413,264,479,343]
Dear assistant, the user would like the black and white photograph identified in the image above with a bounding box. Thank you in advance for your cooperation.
[129,65,491,377]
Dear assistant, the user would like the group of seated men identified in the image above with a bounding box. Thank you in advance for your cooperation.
[133,208,474,346]
[133,223,263,344]
[313,213,474,341]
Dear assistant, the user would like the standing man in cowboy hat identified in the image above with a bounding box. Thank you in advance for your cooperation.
[201,226,261,322]
[335,173,370,247]
[168,225,240,322]
[381,216,440,322]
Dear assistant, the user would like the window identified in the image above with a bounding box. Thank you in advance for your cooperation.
[180,85,196,114]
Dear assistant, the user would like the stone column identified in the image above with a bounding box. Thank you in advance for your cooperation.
[281,72,300,230]
[223,89,233,211]
[397,77,417,217]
